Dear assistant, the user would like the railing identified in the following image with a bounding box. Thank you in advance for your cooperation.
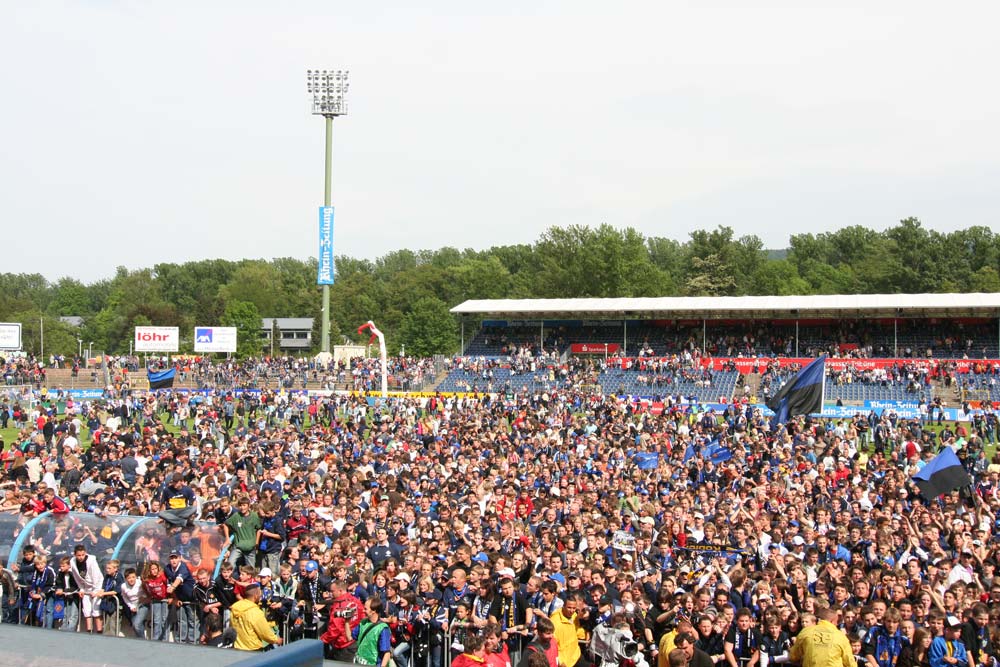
[0,573,601,667]
[1,566,20,624]
[170,600,197,644]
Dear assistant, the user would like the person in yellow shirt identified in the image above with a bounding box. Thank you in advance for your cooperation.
[550,594,588,667]
[230,583,283,651]
[789,607,855,667]
[660,620,696,667]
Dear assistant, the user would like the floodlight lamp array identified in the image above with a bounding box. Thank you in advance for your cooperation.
[307,69,349,116]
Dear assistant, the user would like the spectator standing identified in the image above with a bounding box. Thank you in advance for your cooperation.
[790,608,856,667]
[725,608,760,667]
[53,556,80,632]
[353,598,394,667]
[139,561,170,641]
[255,501,285,573]
[193,567,222,640]
[231,582,283,651]
[322,577,364,661]
[863,607,907,667]
[70,543,104,634]
[120,567,142,637]
[550,593,588,667]
[225,496,261,568]
[164,551,197,644]
[960,604,996,667]
[930,617,969,667]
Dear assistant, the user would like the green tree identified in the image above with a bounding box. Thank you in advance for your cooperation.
[749,260,811,295]
[219,262,284,317]
[968,266,1000,293]
[685,226,765,294]
[398,297,457,356]
[684,254,737,296]
[222,300,262,358]
[10,311,79,357]
[445,256,514,301]
[47,277,92,316]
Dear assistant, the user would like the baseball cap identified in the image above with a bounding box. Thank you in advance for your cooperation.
[304,560,319,573]
[945,615,962,629]
[258,568,273,577]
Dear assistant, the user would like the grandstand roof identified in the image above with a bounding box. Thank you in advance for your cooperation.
[451,293,1000,319]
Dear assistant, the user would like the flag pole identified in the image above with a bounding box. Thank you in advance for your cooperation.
[820,355,827,417]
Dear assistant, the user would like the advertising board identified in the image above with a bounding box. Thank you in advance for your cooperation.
[193,326,237,353]
[134,326,179,352]
[0,322,21,350]
[571,343,621,354]
[317,206,335,285]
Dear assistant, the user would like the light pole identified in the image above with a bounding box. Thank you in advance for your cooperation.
[306,69,349,354]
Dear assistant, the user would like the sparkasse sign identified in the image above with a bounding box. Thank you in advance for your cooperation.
[193,326,237,353]
[134,326,179,352]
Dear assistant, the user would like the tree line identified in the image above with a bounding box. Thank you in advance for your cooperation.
[2,218,998,358]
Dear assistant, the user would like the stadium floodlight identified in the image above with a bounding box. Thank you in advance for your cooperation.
[307,69,349,116]
[306,68,350,355]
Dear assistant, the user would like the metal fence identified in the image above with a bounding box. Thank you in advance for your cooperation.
[0,570,600,667]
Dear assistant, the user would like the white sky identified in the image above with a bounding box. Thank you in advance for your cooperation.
[3,1,999,282]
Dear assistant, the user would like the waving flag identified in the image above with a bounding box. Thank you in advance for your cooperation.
[913,447,973,500]
[634,452,659,470]
[709,446,733,464]
[147,368,176,390]
[767,355,826,426]
[702,440,730,463]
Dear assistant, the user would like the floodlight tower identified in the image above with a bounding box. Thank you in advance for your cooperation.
[306,69,349,354]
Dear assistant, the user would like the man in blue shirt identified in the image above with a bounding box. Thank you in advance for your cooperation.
[165,552,197,644]
[862,607,907,667]
[931,617,969,667]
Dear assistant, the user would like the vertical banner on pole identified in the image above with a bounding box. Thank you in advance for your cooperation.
[317,206,335,285]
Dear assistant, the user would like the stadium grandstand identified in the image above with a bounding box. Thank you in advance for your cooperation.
[444,293,1000,405]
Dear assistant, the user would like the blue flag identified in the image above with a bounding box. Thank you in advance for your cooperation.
[634,452,659,470]
[767,355,826,426]
[709,447,733,464]
[147,368,176,390]
[912,447,973,499]
[702,439,721,457]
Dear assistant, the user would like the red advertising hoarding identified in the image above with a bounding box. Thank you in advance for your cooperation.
[571,343,621,354]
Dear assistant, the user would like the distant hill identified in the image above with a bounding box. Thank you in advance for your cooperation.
[766,248,788,260]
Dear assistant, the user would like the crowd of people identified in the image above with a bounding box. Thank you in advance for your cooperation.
[1,356,46,387]
[471,319,1000,361]
[0,359,999,667]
